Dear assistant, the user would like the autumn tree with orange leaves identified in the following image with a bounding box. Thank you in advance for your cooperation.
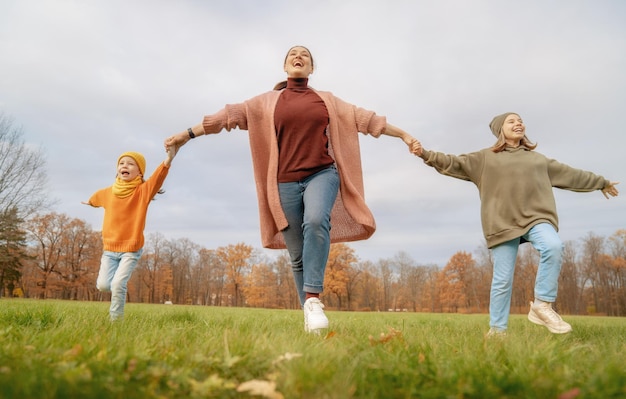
[323,243,357,309]
[217,243,254,307]
[11,211,626,317]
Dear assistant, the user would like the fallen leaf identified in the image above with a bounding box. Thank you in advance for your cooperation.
[272,352,302,366]
[369,327,404,346]
[237,379,284,399]
[558,387,581,399]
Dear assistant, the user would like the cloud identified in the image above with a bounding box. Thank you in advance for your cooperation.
[1,0,624,266]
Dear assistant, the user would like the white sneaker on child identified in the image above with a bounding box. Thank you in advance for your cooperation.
[303,297,329,333]
[528,301,572,334]
[486,328,507,338]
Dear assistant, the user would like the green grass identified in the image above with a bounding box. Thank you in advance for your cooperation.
[0,299,625,398]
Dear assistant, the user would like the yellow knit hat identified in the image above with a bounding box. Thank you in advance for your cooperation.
[117,151,146,176]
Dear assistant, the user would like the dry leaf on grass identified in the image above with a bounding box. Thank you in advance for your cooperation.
[368,327,404,346]
[237,379,284,399]
[558,387,581,399]
[272,352,302,366]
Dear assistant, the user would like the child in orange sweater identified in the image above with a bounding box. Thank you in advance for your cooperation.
[83,146,176,320]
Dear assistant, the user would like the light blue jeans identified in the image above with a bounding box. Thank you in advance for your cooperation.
[489,223,563,331]
[278,165,339,306]
[96,249,143,320]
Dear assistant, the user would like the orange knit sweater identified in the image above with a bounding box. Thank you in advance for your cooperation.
[202,90,387,249]
[88,162,170,252]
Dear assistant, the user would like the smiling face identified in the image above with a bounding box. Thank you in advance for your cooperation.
[501,113,525,147]
[117,156,142,181]
[283,46,314,78]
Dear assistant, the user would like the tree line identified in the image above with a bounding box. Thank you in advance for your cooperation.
[1,211,624,316]
[0,111,624,316]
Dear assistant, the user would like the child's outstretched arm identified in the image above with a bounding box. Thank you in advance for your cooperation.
[164,144,177,168]
[602,181,619,199]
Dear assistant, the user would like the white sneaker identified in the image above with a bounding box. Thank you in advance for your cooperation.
[528,301,572,334]
[303,297,328,333]
[486,328,507,338]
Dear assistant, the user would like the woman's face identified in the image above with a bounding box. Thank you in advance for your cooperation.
[501,113,525,146]
[283,46,314,78]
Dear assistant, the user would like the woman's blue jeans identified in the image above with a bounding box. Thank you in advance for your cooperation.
[279,166,339,306]
[96,249,143,320]
[489,223,563,330]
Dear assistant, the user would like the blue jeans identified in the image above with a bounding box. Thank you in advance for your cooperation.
[96,249,143,320]
[279,166,339,306]
[489,223,563,330]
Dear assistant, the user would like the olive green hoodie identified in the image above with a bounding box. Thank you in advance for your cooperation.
[420,146,608,248]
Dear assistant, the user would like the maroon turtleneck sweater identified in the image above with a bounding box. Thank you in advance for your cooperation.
[274,78,333,183]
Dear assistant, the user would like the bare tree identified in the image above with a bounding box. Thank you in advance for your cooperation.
[167,237,199,305]
[196,248,226,306]
[136,232,169,303]
[355,260,380,311]
[55,218,101,300]
[559,241,582,314]
[0,112,51,219]
[581,232,606,314]
[606,230,626,315]
[512,245,538,313]
[272,251,299,309]
[25,213,67,298]
[377,259,396,311]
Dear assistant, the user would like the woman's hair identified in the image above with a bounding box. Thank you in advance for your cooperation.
[491,134,538,152]
[273,45,314,91]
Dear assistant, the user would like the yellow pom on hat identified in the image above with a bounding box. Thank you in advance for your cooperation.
[117,151,146,175]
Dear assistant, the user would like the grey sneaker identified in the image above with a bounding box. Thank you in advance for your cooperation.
[303,297,328,333]
[528,301,572,334]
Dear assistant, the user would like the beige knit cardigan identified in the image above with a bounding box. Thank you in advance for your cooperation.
[202,90,387,249]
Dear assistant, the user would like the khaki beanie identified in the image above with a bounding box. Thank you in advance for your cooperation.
[489,112,518,138]
[117,151,146,176]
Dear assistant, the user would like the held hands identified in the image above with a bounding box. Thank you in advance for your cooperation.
[410,139,423,157]
[402,134,418,153]
[397,131,422,156]
[602,182,619,199]
[164,143,178,167]
[163,131,189,154]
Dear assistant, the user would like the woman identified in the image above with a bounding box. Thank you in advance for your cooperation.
[411,112,619,336]
[165,46,416,333]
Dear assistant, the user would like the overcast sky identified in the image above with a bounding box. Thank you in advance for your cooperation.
[0,0,624,266]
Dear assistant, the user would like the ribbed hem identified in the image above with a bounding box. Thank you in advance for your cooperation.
[103,240,143,253]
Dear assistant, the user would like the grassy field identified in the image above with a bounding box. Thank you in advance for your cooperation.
[0,299,624,398]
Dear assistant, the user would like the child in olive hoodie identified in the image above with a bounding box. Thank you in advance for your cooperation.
[411,112,619,336]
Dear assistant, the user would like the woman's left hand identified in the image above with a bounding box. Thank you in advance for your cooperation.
[164,132,189,152]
